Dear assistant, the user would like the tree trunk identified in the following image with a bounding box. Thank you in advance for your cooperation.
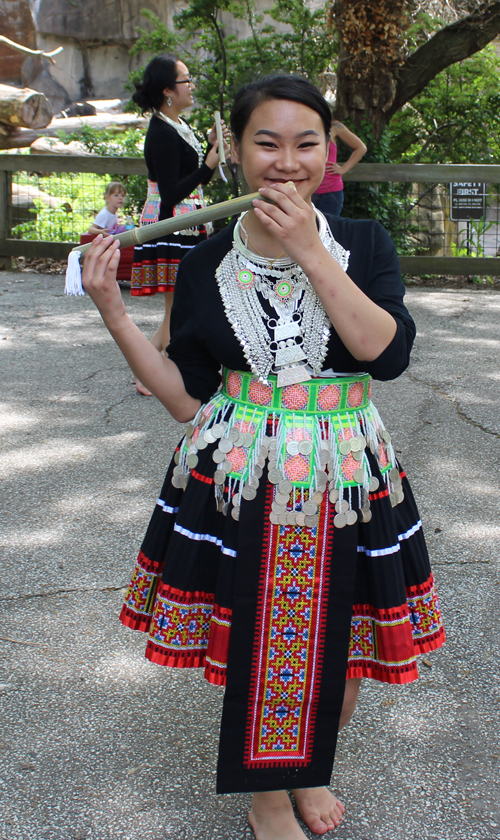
[333,0,500,139]
[0,83,52,129]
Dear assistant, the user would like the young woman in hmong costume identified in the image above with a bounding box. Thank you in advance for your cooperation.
[131,54,224,394]
[82,76,445,840]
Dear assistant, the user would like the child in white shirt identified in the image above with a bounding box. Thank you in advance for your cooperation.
[87,182,127,236]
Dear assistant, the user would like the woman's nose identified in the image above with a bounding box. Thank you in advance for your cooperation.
[276,148,299,171]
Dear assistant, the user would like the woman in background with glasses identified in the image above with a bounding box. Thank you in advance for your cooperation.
[131,54,226,395]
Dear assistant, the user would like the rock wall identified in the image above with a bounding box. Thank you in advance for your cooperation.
[2,0,287,104]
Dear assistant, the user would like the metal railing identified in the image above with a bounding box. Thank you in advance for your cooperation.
[1,155,500,275]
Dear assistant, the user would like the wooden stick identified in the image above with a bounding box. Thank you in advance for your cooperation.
[73,190,266,256]
[214,110,226,165]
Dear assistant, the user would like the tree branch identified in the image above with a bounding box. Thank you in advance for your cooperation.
[392,0,500,114]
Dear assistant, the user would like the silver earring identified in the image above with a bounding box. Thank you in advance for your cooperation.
[167,95,172,107]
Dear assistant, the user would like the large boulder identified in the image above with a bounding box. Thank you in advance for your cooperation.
[36,0,155,41]
[22,55,71,115]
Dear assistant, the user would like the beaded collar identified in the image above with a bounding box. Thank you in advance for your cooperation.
[216,208,350,387]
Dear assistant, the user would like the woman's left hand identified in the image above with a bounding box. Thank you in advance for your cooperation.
[252,182,325,269]
[207,119,230,147]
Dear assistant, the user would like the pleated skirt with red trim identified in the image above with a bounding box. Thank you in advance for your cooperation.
[120,448,445,689]
[131,230,207,296]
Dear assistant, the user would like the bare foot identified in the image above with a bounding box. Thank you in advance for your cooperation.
[249,790,308,840]
[135,378,152,396]
[292,787,345,835]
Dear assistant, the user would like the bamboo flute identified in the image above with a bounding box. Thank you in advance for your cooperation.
[72,191,267,258]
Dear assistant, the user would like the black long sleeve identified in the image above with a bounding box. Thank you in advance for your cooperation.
[144,115,215,220]
[167,217,416,403]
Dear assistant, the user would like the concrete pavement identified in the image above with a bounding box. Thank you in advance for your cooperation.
[0,271,499,840]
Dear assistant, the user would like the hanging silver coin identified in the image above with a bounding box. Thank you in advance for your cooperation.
[229,428,239,442]
[278,512,289,525]
[286,512,297,525]
[256,456,266,469]
[222,459,232,473]
[214,470,226,485]
[359,508,372,523]
[248,476,259,489]
[204,429,216,444]
[186,423,195,437]
[195,436,208,450]
[233,493,242,507]
[219,439,233,454]
[171,475,182,488]
[287,441,300,456]
[335,499,349,514]
[318,449,329,466]
[339,439,351,455]
[329,488,340,503]
[350,437,363,452]
[305,514,319,528]
[242,485,257,501]
[268,468,282,484]
[231,506,240,521]
[187,454,199,469]
[389,467,401,483]
[270,511,280,525]
[303,500,318,516]
[212,449,225,464]
[334,513,347,528]
[368,476,380,492]
[296,512,306,527]
[278,479,293,495]
[353,468,366,484]
[222,502,230,516]
[253,465,263,479]
[312,491,324,505]
[352,449,363,462]
[212,423,224,439]
[346,509,358,526]
[243,432,254,448]
[274,492,290,507]
[299,440,313,455]
[174,451,180,465]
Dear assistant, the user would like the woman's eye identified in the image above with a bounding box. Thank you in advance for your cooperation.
[298,141,320,148]
[255,141,278,148]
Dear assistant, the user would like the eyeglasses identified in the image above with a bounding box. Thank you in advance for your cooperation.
[174,77,195,85]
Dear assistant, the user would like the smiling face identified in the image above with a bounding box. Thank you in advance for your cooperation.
[164,61,195,111]
[232,98,329,202]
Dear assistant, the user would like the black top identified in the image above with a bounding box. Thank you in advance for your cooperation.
[144,114,215,220]
[167,215,416,404]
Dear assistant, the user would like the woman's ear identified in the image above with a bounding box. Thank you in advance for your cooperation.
[231,135,240,165]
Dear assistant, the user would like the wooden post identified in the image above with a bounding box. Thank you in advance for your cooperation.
[0,169,11,268]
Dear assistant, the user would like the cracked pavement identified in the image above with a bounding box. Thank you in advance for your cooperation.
[0,272,499,840]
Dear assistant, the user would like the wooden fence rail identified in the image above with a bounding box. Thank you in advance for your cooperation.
[1,156,500,273]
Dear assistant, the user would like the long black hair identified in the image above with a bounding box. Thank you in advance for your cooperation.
[230,75,332,142]
[132,54,179,114]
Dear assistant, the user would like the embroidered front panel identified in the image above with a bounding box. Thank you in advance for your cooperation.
[244,497,331,768]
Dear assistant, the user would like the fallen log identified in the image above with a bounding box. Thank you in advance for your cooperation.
[0,83,52,129]
[0,112,148,150]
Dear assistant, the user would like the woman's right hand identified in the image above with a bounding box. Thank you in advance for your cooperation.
[82,235,125,328]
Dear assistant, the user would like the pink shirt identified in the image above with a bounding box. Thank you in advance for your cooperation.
[315,142,343,194]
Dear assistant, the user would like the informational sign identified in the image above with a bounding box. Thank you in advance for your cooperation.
[450,182,486,221]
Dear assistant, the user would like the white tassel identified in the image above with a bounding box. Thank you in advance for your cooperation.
[64,250,85,296]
